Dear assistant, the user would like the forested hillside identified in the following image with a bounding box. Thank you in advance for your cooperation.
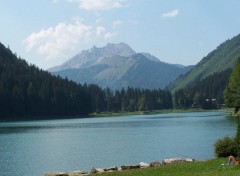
[174,69,232,109]
[170,34,240,92]
[0,43,92,120]
[0,42,173,121]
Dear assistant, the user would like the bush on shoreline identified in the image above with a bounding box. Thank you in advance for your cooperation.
[214,136,238,157]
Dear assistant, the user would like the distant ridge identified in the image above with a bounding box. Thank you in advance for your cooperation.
[49,43,192,90]
[170,33,240,92]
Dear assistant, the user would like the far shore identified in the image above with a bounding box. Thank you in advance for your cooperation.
[89,108,233,118]
[0,108,233,123]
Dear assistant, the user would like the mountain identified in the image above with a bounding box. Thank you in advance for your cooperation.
[49,42,136,72]
[49,43,192,90]
[170,33,240,92]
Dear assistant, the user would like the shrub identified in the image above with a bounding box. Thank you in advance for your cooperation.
[214,136,238,157]
[235,117,240,147]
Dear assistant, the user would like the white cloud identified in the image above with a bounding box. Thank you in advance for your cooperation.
[94,12,103,24]
[162,9,179,18]
[23,22,93,58]
[96,26,106,36]
[63,0,127,10]
[96,18,103,24]
[104,32,117,39]
[23,20,117,68]
[113,20,123,28]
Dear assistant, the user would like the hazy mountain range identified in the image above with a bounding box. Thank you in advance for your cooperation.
[49,43,192,90]
[49,33,240,91]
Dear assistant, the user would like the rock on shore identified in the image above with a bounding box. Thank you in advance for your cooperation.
[45,171,88,176]
[121,164,141,170]
[162,158,195,165]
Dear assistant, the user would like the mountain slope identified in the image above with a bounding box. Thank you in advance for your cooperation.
[0,42,93,120]
[170,33,240,92]
[50,43,192,90]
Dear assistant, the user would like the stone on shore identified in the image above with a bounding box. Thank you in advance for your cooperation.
[139,162,150,168]
[91,167,104,174]
[103,166,118,172]
[185,158,195,162]
[162,158,195,165]
[67,171,86,176]
[150,161,161,167]
[121,164,141,170]
[45,171,88,176]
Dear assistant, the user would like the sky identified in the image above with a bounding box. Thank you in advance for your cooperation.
[1,0,240,70]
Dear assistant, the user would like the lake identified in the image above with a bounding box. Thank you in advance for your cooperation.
[0,111,236,176]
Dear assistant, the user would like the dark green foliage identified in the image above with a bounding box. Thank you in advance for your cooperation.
[215,117,240,158]
[218,58,240,157]
[114,87,173,112]
[214,136,238,157]
[235,118,240,156]
[0,42,173,121]
[224,57,240,112]
[174,69,232,109]
[0,43,92,121]
[87,86,173,113]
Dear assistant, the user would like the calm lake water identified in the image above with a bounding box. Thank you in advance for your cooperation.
[0,111,236,176]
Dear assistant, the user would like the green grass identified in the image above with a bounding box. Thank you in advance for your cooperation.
[89,158,240,176]
[89,108,229,118]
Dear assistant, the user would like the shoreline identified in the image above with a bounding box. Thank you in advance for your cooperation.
[44,157,238,176]
[89,108,232,118]
[44,157,195,176]
[0,108,232,123]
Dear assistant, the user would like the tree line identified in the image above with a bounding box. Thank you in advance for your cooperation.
[0,43,173,121]
[174,69,232,109]
[87,85,173,113]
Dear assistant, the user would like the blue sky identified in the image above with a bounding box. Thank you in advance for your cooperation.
[1,0,240,69]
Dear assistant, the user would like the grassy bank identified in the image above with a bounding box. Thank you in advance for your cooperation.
[90,108,231,118]
[89,158,240,176]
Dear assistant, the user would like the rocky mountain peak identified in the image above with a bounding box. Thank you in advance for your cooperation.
[48,42,136,71]
[101,42,135,57]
